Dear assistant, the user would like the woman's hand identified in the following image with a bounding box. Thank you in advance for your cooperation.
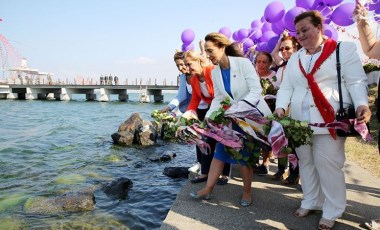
[356,105,372,123]
[353,1,367,22]
[160,107,170,113]
[182,110,199,120]
[273,108,285,119]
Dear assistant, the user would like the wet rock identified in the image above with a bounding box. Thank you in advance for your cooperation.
[137,121,157,146]
[149,151,177,162]
[118,113,144,132]
[25,188,95,214]
[112,113,157,146]
[163,167,190,179]
[111,131,134,146]
[102,177,133,200]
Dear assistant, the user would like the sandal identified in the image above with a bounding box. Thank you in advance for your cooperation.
[318,217,335,230]
[217,177,228,185]
[365,219,380,230]
[283,175,300,185]
[271,169,285,181]
[294,207,311,218]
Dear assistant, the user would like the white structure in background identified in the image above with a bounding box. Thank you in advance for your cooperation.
[139,86,150,103]
[7,58,54,85]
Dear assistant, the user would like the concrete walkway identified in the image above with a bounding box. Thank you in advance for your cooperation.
[161,160,380,230]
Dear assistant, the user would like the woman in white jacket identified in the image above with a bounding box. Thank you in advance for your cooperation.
[274,11,371,230]
[190,32,266,207]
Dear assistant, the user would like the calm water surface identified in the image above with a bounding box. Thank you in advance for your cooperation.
[0,93,194,229]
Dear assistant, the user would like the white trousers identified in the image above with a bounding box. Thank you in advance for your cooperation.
[296,134,346,221]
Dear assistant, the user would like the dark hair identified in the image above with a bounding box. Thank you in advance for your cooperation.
[294,10,323,27]
[255,51,273,64]
[225,42,244,57]
[281,36,301,50]
[173,51,184,61]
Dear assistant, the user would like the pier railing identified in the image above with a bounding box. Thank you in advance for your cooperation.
[0,84,179,102]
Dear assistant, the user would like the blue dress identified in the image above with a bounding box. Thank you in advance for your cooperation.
[213,68,258,166]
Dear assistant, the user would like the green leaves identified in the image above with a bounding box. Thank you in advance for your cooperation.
[260,79,277,96]
[265,115,314,150]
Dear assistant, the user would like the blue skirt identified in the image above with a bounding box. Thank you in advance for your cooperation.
[213,122,260,166]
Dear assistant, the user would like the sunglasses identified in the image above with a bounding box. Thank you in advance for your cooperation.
[279,46,293,52]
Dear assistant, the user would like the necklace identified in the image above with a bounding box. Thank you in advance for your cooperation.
[307,53,316,74]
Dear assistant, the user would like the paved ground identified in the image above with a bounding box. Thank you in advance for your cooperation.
[161,160,380,230]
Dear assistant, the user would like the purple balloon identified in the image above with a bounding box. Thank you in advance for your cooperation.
[238,28,250,40]
[288,31,297,37]
[311,0,323,9]
[323,24,338,41]
[261,22,273,34]
[296,0,314,9]
[331,2,355,26]
[261,16,266,22]
[182,43,194,52]
[375,5,380,14]
[243,38,254,50]
[251,19,263,29]
[267,35,280,52]
[232,31,240,41]
[261,31,277,42]
[316,3,333,24]
[219,27,232,39]
[181,29,195,45]
[271,17,286,35]
[256,42,268,52]
[366,0,380,11]
[251,28,263,41]
[323,0,343,7]
[264,1,286,23]
[284,7,306,32]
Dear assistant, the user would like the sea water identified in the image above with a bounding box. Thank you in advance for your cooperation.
[0,93,194,229]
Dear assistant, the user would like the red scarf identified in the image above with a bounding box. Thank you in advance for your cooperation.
[298,39,337,139]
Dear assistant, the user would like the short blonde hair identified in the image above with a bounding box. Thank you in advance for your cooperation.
[184,50,209,68]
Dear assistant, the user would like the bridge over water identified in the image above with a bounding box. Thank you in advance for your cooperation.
[0,84,179,102]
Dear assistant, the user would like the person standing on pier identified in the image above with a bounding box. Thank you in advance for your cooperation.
[160,51,192,114]
[189,32,264,207]
[182,50,231,185]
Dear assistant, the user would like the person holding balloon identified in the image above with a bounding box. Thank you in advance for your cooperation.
[354,2,380,229]
[274,10,371,230]
[182,50,231,185]
[189,32,266,207]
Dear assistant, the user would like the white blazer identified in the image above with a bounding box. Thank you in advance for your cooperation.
[206,56,264,117]
[276,41,368,134]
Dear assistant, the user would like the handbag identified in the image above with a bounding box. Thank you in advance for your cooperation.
[335,42,369,137]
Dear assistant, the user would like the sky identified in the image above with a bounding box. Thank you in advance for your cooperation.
[0,0,377,85]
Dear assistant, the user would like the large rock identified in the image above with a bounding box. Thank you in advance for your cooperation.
[137,120,157,146]
[102,177,133,200]
[24,188,95,214]
[112,113,157,146]
[163,167,190,179]
[118,113,144,132]
[111,131,134,146]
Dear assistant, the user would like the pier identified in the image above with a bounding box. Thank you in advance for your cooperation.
[0,84,178,102]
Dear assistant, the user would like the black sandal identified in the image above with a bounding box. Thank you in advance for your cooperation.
[217,177,228,185]
[271,170,285,181]
[283,174,300,185]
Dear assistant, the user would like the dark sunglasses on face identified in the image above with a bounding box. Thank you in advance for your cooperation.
[279,46,292,52]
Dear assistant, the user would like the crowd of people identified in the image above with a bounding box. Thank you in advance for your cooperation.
[161,6,376,230]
